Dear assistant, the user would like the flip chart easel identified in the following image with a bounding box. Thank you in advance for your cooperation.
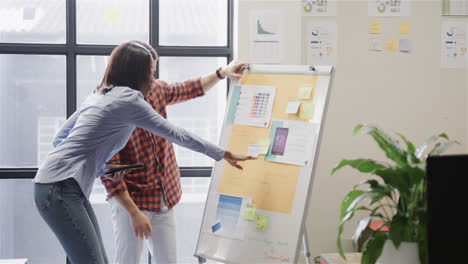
[195,64,334,264]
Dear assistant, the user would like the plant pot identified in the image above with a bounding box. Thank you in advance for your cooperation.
[376,240,419,264]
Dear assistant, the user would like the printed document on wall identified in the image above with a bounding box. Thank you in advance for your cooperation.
[249,10,283,64]
[441,22,467,68]
[307,22,338,65]
[264,120,318,167]
[302,0,337,16]
[368,0,411,17]
[228,85,277,128]
[442,0,468,16]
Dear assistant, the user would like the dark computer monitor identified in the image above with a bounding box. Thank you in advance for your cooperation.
[426,154,468,264]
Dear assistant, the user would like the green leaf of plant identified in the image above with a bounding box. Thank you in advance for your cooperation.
[331,159,387,176]
[396,133,416,155]
[429,140,460,156]
[374,167,411,195]
[389,214,412,246]
[340,190,365,220]
[415,133,449,158]
[352,216,372,247]
[347,192,378,214]
[337,190,364,259]
[353,124,364,135]
[397,133,420,165]
[356,125,407,167]
[337,223,346,259]
[362,231,388,264]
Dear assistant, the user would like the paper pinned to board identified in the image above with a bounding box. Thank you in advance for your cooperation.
[399,39,411,52]
[300,103,315,120]
[254,214,269,232]
[298,84,314,99]
[398,21,410,34]
[243,204,257,220]
[105,9,120,23]
[248,143,261,158]
[258,138,270,155]
[369,38,384,51]
[285,100,301,114]
[370,21,382,34]
[385,38,398,51]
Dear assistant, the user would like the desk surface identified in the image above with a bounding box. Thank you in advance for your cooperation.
[320,253,362,264]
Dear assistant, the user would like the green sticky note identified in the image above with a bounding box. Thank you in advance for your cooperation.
[255,214,269,232]
[298,84,313,99]
[243,204,256,220]
[105,9,120,23]
[258,138,270,155]
[300,103,315,120]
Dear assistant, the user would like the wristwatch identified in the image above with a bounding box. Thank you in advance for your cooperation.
[216,67,225,80]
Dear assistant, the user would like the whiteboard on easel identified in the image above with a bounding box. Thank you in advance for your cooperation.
[195,64,334,264]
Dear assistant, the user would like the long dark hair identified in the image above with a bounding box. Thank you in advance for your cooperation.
[97,41,158,93]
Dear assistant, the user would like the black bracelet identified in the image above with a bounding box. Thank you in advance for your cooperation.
[215,67,225,80]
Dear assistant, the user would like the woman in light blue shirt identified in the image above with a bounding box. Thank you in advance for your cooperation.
[33,41,254,264]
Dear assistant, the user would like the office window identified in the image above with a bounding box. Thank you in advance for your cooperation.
[159,0,228,46]
[76,0,149,45]
[76,55,109,106]
[160,56,227,167]
[0,55,66,168]
[0,0,66,44]
[0,1,232,262]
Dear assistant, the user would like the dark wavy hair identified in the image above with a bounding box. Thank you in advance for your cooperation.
[97,40,158,93]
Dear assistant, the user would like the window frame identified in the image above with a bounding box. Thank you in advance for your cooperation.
[0,0,234,179]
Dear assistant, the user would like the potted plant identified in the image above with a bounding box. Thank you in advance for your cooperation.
[330,124,458,264]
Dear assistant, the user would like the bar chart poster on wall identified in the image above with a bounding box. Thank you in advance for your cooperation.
[302,0,337,16]
[307,22,338,65]
[368,0,411,17]
[249,10,284,64]
[441,22,467,68]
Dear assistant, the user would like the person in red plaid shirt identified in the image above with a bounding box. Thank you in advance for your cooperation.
[100,42,248,264]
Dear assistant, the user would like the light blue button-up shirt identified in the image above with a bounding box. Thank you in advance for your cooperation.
[33,86,225,198]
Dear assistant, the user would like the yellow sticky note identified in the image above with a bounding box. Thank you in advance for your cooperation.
[298,84,313,99]
[385,38,398,51]
[105,9,119,23]
[243,204,256,220]
[258,138,270,155]
[370,21,382,34]
[300,103,315,120]
[398,21,410,34]
[254,214,269,232]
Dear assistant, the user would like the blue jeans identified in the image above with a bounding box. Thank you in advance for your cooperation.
[34,178,109,264]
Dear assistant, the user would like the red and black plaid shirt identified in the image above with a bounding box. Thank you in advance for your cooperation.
[100,78,204,212]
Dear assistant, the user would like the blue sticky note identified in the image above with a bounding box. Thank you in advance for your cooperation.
[211,221,222,233]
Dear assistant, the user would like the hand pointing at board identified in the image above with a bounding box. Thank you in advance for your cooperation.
[224,150,257,170]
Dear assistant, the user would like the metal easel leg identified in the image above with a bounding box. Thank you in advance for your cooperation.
[303,227,311,264]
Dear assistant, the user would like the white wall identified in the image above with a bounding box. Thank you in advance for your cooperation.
[236,0,467,262]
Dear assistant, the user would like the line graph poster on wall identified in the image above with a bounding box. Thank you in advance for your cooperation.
[307,22,338,65]
[302,0,337,16]
[249,10,284,64]
[441,22,467,68]
[368,0,411,17]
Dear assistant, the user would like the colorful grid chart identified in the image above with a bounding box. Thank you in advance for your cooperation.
[250,93,270,119]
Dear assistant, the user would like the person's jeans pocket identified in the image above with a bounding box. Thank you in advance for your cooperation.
[34,182,55,213]
[61,178,83,200]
